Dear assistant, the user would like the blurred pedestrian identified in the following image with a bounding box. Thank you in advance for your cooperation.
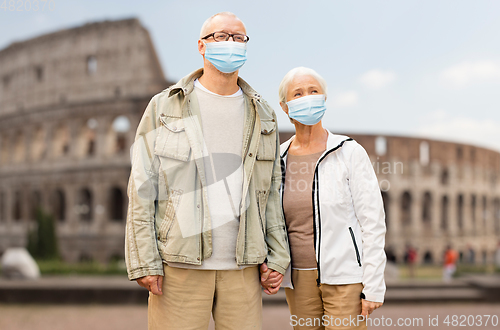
[405,244,417,279]
[443,245,458,282]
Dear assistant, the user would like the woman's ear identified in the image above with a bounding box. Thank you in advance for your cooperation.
[280,102,288,115]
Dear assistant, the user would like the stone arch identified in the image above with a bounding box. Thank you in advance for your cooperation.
[482,196,488,229]
[494,198,500,234]
[0,133,9,165]
[420,141,430,166]
[457,194,464,230]
[77,188,93,221]
[375,136,387,156]
[53,123,70,158]
[30,190,42,221]
[381,191,389,228]
[51,189,66,222]
[87,55,97,75]
[108,115,131,155]
[13,190,22,221]
[422,191,432,224]
[471,194,477,230]
[401,191,412,228]
[440,168,449,185]
[108,186,125,221]
[422,192,432,235]
[441,195,449,231]
[31,125,46,161]
[78,119,97,157]
[13,130,26,163]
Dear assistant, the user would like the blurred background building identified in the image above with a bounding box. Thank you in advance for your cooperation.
[0,18,172,262]
[0,18,499,266]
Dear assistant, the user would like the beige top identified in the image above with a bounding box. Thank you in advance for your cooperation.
[283,150,324,269]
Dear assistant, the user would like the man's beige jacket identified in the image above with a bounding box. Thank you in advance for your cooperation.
[125,69,290,280]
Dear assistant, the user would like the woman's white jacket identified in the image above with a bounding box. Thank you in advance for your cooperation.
[280,130,387,303]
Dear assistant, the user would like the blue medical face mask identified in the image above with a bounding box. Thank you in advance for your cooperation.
[204,41,247,73]
[286,94,327,126]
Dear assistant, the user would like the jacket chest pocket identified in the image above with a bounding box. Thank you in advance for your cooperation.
[256,119,276,161]
[155,114,191,162]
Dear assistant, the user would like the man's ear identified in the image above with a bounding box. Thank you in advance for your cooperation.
[198,39,206,56]
[280,102,288,115]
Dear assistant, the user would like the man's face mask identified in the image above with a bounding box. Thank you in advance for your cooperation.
[204,41,247,73]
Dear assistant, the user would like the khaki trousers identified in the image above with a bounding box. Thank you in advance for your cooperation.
[285,270,366,330]
[148,264,262,330]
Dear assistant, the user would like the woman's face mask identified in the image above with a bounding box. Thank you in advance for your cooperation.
[286,94,327,126]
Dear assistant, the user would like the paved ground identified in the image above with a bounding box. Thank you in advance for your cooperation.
[1,303,500,330]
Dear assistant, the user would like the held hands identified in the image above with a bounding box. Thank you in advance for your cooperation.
[361,299,383,318]
[136,275,163,295]
[259,263,284,295]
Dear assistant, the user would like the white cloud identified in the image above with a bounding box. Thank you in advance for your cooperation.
[329,90,359,107]
[416,110,500,151]
[440,60,500,87]
[359,69,397,89]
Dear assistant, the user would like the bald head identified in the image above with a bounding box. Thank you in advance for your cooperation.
[200,12,246,39]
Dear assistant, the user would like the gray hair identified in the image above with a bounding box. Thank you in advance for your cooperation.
[278,67,328,104]
[200,12,245,38]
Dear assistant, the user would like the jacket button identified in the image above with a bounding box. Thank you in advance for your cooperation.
[197,257,200,261]
[263,130,268,134]
[197,204,200,208]
[248,153,253,157]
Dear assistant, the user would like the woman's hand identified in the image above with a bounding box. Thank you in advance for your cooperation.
[361,299,383,318]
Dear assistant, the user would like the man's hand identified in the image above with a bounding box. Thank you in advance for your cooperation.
[361,299,383,318]
[259,263,283,295]
[136,275,163,295]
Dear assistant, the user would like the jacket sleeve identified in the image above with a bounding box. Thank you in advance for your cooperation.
[125,96,164,281]
[263,112,291,275]
[348,144,387,302]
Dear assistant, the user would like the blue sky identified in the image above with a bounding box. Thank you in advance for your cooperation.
[1,0,500,150]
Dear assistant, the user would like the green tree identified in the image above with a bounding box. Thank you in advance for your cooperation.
[27,208,59,260]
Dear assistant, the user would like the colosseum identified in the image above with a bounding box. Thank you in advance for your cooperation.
[0,18,499,265]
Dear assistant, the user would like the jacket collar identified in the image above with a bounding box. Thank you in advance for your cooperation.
[167,68,262,101]
[280,129,350,158]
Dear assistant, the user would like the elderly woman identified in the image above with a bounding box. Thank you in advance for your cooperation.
[261,67,386,329]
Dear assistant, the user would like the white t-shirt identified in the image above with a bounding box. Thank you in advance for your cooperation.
[168,79,246,270]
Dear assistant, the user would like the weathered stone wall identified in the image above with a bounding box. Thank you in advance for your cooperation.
[0,18,172,262]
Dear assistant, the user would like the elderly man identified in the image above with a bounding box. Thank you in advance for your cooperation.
[125,12,290,329]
